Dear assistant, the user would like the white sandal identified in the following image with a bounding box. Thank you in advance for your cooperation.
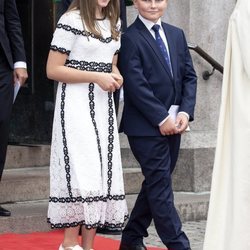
[59,244,84,250]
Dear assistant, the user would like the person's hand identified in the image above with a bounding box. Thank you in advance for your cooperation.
[97,73,122,92]
[175,113,189,134]
[159,117,178,136]
[13,68,28,86]
[112,73,123,87]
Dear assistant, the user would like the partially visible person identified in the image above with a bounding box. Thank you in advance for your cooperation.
[46,0,128,249]
[0,0,28,217]
[56,0,73,21]
[203,1,250,249]
[119,0,197,249]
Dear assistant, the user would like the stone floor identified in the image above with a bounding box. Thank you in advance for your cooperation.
[102,220,206,250]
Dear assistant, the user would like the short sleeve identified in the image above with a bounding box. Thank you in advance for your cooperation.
[50,12,77,55]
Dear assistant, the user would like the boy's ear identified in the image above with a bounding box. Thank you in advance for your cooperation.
[133,0,138,8]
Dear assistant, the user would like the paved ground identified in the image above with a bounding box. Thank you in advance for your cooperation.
[102,220,206,249]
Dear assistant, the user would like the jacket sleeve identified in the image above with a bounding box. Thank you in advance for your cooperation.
[179,30,197,121]
[4,0,26,63]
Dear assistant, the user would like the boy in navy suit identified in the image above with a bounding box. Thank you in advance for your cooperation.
[119,0,197,249]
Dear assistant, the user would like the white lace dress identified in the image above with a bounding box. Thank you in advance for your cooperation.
[47,10,128,230]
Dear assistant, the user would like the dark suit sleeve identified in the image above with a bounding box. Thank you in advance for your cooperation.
[120,0,127,31]
[4,0,26,63]
[57,0,72,21]
[120,34,169,127]
[179,31,197,121]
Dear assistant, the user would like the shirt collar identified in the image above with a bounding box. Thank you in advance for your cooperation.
[138,14,162,32]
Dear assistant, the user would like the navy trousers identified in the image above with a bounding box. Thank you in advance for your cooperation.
[121,135,190,250]
[0,47,13,180]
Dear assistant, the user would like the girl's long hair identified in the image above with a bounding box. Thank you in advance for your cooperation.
[68,0,120,40]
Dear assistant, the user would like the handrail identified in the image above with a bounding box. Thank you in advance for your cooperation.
[188,43,224,80]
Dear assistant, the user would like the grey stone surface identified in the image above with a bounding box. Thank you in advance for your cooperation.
[123,168,144,194]
[0,201,50,234]
[0,167,49,203]
[121,148,140,168]
[5,145,50,169]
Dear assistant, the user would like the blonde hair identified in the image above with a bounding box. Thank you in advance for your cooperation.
[68,0,120,40]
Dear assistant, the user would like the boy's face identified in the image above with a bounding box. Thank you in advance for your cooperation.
[133,0,168,23]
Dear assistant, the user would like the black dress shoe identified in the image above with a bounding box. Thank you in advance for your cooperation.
[0,206,11,216]
[96,227,122,235]
[119,243,147,250]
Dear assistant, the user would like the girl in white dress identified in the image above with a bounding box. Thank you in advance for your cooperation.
[46,0,128,249]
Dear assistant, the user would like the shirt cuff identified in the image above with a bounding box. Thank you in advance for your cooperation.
[158,115,170,126]
[178,112,189,121]
[14,61,27,69]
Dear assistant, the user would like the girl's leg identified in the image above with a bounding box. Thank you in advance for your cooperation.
[62,226,81,248]
[81,226,96,250]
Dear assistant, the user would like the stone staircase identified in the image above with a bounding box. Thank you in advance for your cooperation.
[0,133,211,234]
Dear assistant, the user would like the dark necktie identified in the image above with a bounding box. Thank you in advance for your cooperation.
[152,24,173,76]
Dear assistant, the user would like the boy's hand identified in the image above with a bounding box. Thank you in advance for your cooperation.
[159,118,178,136]
[175,113,189,134]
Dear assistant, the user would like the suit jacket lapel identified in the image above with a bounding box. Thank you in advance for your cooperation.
[135,18,173,79]
[162,23,177,79]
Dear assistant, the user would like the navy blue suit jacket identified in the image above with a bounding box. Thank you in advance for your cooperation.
[119,17,197,136]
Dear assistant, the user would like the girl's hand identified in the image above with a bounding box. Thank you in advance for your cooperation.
[96,73,122,92]
[111,73,123,87]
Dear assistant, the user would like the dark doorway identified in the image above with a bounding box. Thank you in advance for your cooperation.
[9,0,55,144]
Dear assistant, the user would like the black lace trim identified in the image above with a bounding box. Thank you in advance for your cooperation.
[88,82,115,196]
[107,92,114,194]
[57,23,114,43]
[114,49,120,55]
[49,194,125,203]
[66,60,112,72]
[47,214,129,230]
[60,83,73,197]
[50,45,70,55]
[88,82,104,179]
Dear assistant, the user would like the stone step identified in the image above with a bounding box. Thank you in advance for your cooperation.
[0,192,209,234]
[0,167,143,204]
[5,144,50,169]
[5,144,139,170]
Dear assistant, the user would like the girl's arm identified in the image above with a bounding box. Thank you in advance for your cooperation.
[46,51,121,92]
